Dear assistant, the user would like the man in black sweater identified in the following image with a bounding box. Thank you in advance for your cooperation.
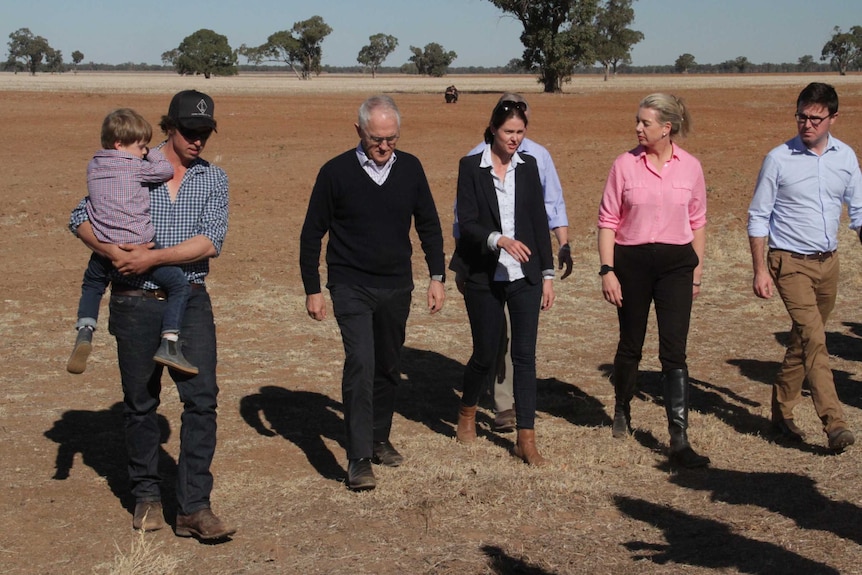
[300,95,446,491]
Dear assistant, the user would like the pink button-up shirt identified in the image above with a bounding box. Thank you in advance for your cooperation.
[598,144,706,246]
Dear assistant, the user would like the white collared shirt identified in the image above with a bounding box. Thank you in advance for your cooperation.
[356,143,397,185]
[480,146,525,282]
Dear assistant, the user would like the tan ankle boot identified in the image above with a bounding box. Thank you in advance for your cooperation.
[456,404,478,443]
[512,428,548,466]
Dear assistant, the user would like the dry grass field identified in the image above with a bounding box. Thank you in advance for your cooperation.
[2,72,862,574]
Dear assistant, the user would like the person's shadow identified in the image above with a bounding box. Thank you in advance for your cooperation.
[481,544,559,574]
[43,402,176,516]
[239,386,346,482]
[670,466,862,545]
[397,347,610,451]
[615,495,839,574]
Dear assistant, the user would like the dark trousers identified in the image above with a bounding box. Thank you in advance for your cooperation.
[330,284,412,460]
[108,286,218,515]
[462,278,542,429]
[79,251,190,334]
[613,243,698,371]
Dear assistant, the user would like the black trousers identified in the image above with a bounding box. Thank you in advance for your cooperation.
[613,243,698,371]
[461,278,542,429]
[330,284,412,460]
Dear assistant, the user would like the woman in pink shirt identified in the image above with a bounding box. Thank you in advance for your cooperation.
[597,93,708,468]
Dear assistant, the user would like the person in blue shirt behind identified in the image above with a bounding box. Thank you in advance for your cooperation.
[748,82,862,452]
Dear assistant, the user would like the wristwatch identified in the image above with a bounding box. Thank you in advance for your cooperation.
[598,265,615,276]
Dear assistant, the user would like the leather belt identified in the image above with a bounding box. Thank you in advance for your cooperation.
[111,283,204,300]
[771,249,835,262]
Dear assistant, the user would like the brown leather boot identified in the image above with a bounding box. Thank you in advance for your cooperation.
[512,428,548,467]
[456,404,478,443]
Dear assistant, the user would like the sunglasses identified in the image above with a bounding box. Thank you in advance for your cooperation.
[178,126,213,142]
[496,100,527,114]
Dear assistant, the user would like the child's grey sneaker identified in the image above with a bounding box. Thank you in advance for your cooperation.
[67,327,94,374]
[153,339,199,375]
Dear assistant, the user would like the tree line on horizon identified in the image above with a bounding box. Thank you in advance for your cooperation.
[5,2,862,90]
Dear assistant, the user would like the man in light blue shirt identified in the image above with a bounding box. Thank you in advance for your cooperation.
[748,82,862,452]
[452,93,571,432]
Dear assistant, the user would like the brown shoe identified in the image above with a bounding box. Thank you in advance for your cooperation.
[456,404,478,443]
[512,428,549,467]
[773,419,806,442]
[493,409,516,433]
[175,508,236,539]
[132,501,166,532]
[828,427,855,452]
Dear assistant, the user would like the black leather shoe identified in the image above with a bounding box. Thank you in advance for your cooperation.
[347,458,376,491]
[669,445,710,469]
[371,441,404,467]
[773,419,806,442]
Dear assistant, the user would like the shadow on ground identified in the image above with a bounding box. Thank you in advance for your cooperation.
[43,402,176,517]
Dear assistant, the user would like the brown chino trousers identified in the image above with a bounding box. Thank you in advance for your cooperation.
[768,250,847,433]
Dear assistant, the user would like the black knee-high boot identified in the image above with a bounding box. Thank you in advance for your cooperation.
[663,368,710,468]
[612,359,638,438]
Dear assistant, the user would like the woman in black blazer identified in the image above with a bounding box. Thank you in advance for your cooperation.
[454,100,555,466]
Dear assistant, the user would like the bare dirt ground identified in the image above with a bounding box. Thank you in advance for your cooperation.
[2,72,862,574]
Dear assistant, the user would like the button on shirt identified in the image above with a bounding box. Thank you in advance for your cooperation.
[747,134,862,253]
[598,144,707,246]
[481,146,526,282]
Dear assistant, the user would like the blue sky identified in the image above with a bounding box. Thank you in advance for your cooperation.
[1,0,859,67]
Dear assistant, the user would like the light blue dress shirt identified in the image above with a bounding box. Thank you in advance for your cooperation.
[748,134,862,253]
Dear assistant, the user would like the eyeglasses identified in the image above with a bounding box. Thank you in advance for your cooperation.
[794,113,832,127]
[496,100,527,114]
[178,127,213,142]
[365,133,399,145]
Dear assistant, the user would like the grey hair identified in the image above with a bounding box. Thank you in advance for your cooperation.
[358,95,401,130]
[639,93,691,138]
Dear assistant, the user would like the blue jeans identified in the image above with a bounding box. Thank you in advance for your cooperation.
[108,286,218,515]
[330,284,412,460]
[77,252,190,334]
[462,278,542,429]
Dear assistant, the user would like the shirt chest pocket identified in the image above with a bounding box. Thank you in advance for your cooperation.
[671,181,693,205]
[622,181,650,206]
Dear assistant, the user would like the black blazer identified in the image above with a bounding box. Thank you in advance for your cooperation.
[454,152,553,286]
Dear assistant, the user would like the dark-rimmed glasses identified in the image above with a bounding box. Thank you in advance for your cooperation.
[794,112,832,127]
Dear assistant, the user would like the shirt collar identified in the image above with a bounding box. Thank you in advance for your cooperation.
[356,142,397,170]
[635,143,680,162]
[789,134,839,155]
[479,145,524,169]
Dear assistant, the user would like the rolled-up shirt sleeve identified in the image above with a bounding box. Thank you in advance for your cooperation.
[747,155,778,238]
[68,197,90,236]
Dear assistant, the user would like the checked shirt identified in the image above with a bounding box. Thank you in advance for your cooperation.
[70,147,229,290]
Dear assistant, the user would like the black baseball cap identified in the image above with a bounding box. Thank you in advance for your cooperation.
[168,90,217,131]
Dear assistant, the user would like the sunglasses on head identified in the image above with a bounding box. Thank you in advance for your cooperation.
[496,100,527,114]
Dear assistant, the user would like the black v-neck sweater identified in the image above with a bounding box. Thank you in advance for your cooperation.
[300,149,446,294]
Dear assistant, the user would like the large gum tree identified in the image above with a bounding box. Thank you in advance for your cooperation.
[488,0,600,93]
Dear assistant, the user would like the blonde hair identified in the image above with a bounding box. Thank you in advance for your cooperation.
[639,93,691,139]
[101,108,152,149]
